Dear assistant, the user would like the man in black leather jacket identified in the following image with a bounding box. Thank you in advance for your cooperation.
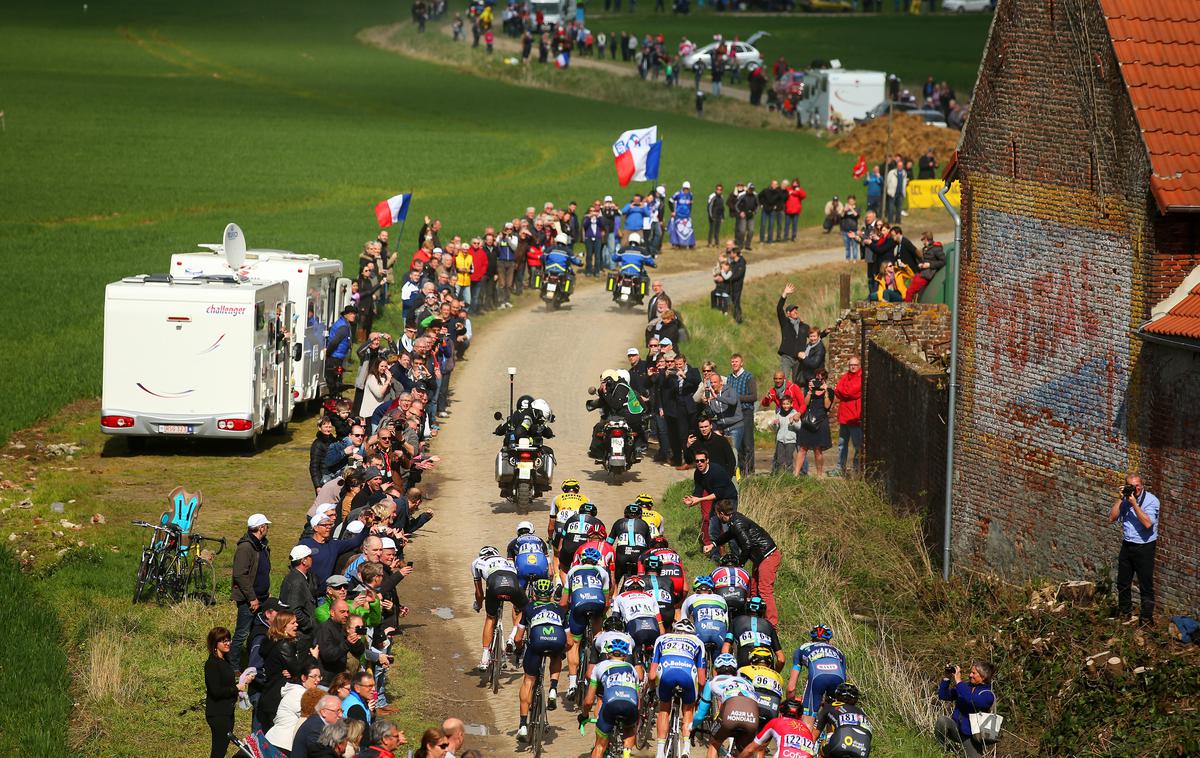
[713,501,782,625]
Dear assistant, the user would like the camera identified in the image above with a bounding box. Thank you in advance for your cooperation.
[944,664,956,677]
[1122,484,1136,498]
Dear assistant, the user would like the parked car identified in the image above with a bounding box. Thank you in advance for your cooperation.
[854,99,919,125]
[910,109,949,128]
[798,0,853,11]
[681,33,767,72]
[943,0,994,12]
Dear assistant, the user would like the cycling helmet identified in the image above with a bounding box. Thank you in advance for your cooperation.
[581,547,603,565]
[603,615,624,632]
[589,522,608,539]
[579,502,598,516]
[530,578,555,600]
[561,479,581,493]
[628,232,643,245]
[623,577,646,592]
[624,503,643,518]
[719,553,743,567]
[642,554,663,573]
[605,638,631,657]
[531,398,552,419]
[746,596,767,616]
[516,521,535,536]
[714,653,738,673]
[692,575,716,592]
[478,546,500,559]
[651,535,669,548]
[779,699,804,719]
[635,493,654,507]
[832,682,860,705]
[516,394,534,411]
[810,624,833,642]
[748,647,774,667]
[672,618,695,634]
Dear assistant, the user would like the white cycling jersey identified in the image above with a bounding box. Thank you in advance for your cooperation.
[470,555,516,581]
[613,590,659,621]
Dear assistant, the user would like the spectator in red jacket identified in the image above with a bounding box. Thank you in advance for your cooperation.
[761,370,806,413]
[783,180,808,242]
[467,238,488,314]
[834,357,862,474]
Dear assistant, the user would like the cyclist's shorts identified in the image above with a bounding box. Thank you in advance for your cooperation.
[522,636,566,676]
[716,587,747,616]
[626,617,659,649]
[714,696,760,746]
[696,620,728,647]
[656,666,699,704]
[485,571,526,617]
[558,546,582,573]
[823,726,872,758]
[596,697,638,738]
[568,596,606,636]
[803,672,845,716]
[614,554,642,579]
[515,552,550,583]
[752,691,781,725]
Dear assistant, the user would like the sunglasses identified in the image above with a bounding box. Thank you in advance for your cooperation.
[438,743,450,749]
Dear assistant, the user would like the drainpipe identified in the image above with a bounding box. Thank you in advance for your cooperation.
[937,184,962,582]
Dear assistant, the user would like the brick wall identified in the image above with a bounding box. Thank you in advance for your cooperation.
[954,0,1200,609]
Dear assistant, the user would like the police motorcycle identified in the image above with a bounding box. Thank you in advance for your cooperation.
[586,370,645,478]
[534,233,583,311]
[607,232,655,310]
[493,382,556,511]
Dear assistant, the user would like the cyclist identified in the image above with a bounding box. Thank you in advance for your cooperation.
[612,576,665,663]
[580,638,641,758]
[712,553,751,617]
[635,493,665,536]
[508,521,552,587]
[609,502,653,582]
[573,521,618,577]
[737,698,820,758]
[564,547,613,700]
[595,614,639,679]
[649,616,707,758]
[725,596,785,669]
[640,535,687,608]
[787,625,847,728]
[632,553,678,627]
[549,478,590,541]
[740,646,786,728]
[814,682,872,758]
[556,502,605,576]
[514,578,570,739]
[680,575,730,661]
[692,653,760,758]
[471,545,527,671]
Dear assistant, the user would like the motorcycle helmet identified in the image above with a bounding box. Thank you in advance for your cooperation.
[531,398,552,420]
[623,577,645,592]
[628,232,643,245]
[748,647,774,667]
[832,682,860,705]
[578,502,598,516]
[555,232,570,245]
[616,369,630,384]
[714,653,739,674]
[672,618,695,634]
[515,394,534,412]
[581,547,603,565]
[624,503,643,519]
[603,614,624,632]
[746,596,767,617]
[478,546,500,559]
[605,638,631,657]
[561,479,581,493]
[516,521,535,536]
[635,493,655,508]
[719,553,743,567]
[531,578,555,600]
[779,699,804,719]
[810,624,833,642]
[642,554,663,573]
[692,575,715,592]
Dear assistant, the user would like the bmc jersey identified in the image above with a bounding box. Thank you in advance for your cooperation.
[471,555,517,582]
[592,659,640,705]
[792,642,847,680]
[752,716,819,758]
[651,633,706,677]
[639,547,685,595]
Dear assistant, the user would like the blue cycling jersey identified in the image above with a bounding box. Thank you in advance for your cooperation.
[520,601,568,646]
[592,659,640,704]
[792,642,847,679]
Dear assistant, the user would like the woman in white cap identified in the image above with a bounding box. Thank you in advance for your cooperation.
[669,181,696,249]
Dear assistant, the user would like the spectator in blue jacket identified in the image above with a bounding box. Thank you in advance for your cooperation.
[621,194,649,233]
[297,513,372,592]
[323,424,366,481]
[935,661,996,758]
[324,307,356,392]
[863,165,884,215]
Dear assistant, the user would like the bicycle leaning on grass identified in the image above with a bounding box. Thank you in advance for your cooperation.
[132,519,224,605]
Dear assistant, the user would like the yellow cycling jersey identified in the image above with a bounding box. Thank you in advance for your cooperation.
[552,492,590,517]
[739,664,785,699]
[641,508,664,534]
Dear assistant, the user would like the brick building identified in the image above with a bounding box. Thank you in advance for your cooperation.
[951,0,1200,610]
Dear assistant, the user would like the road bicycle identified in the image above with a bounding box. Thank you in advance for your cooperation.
[579,711,634,758]
[573,611,598,711]
[488,599,507,694]
[635,647,657,751]
[527,656,549,758]
[131,520,177,604]
[156,530,225,606]
[663,684,686,758]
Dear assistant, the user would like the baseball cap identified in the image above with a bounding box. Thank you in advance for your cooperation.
[604,195,613,202]
[432,247,444,254]
[627,347,641,356]
[345,520,365,534]
[785,303,800,313]
[659,338,673,347]
[656,185,666,195]
[290,544,313,562]
[341,306,357,316]
[364,466,383,480]
[247,513,271,529]
[326,574,351,588]
[310,514,333,529]
[381,537,397,550]
[262,597,287,612]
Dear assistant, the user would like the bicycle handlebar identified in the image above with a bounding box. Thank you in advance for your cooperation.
[191,533,227,556]
[131,519,176,533]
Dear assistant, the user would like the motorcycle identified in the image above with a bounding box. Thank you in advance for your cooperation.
[586,386,642,478]
[493,411,554,510]
[534,269,571,310]
[606,271,647,309]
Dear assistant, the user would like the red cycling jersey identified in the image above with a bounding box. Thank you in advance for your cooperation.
[572,538,617,576]
[752,716,819,758]
[639,547,686,598]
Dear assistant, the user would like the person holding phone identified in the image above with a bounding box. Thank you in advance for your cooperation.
[1108,474,1160,624]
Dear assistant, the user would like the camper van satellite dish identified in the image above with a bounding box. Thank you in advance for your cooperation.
[223,223,247,270]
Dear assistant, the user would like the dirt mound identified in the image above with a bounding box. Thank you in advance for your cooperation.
[830,113,960,161]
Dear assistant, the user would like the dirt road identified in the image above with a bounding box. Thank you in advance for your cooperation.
[411,245,842,755]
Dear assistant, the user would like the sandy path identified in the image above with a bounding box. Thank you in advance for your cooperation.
[413,244,842,755]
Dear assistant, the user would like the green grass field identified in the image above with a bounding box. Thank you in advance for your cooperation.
[584,7,992,94]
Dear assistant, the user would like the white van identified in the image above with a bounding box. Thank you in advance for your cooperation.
[796,67,887,129]
[101,274,293,451]
[170,248,350,407]
[530,0,576,27]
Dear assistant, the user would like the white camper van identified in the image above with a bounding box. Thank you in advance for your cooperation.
[101,274,293,450]
[169,249,349,407]
[795,67,887,129]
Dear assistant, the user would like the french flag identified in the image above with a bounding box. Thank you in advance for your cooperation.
[555,51,570,69]
[612,126,663,188]
[374,193,412,228]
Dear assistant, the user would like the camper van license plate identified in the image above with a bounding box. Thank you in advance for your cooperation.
[160,424,194,435]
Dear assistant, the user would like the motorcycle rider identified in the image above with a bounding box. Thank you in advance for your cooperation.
[541,233,583,299]
[612,232,657,300]
[587,370,647,460]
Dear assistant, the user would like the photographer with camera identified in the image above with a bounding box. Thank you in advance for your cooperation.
[1108,474,1160,624]
[934,662,996,758]
[795,369,833,478]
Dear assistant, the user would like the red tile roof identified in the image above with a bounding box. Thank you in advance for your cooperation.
[1102,1,1200,212]
[1143,282,1200,339]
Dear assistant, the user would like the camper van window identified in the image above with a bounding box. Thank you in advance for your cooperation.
[255,302,266,332]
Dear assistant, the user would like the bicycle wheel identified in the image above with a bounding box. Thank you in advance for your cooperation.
[187,557,216,606]
[576,625,593,711]
[156,553,185,605]
[132,549,153,604]
[667,695,682,758]
[530,664,546,757]
[635,689,655,750]
[490,617,504,695]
